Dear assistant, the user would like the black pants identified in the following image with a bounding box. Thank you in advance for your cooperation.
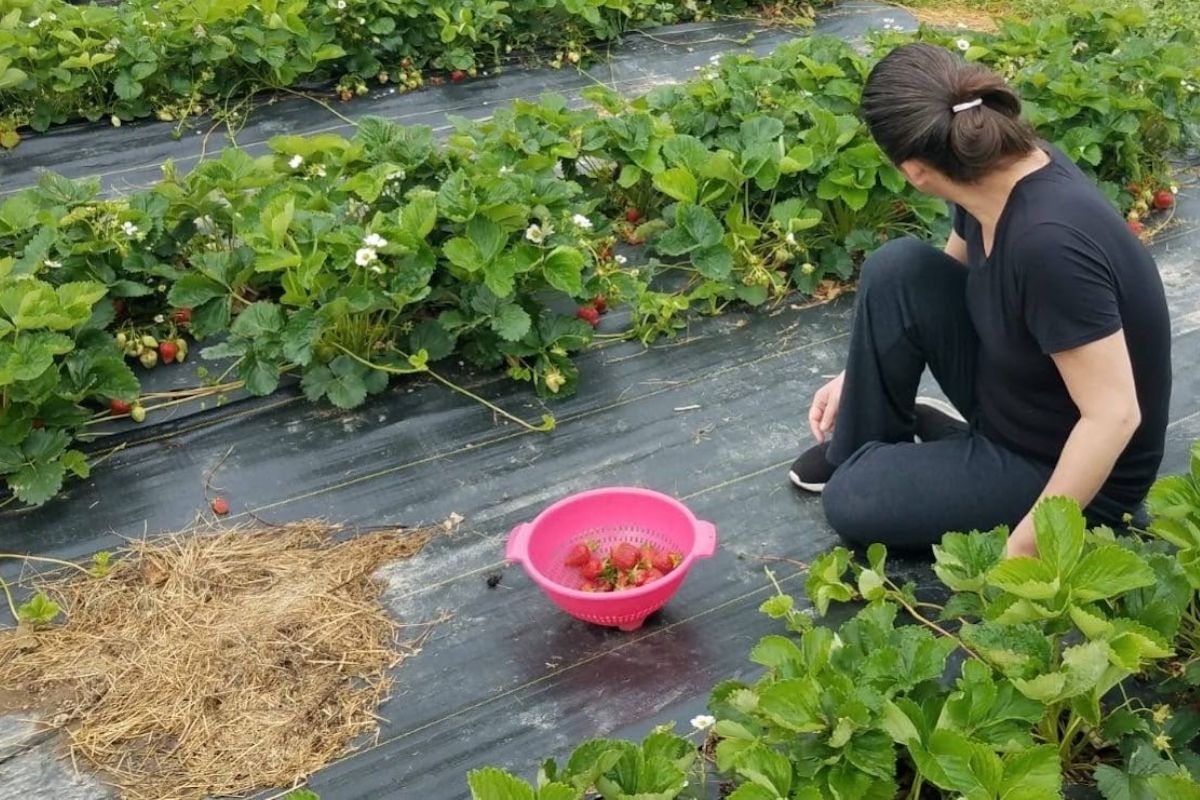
[822,238,1132,550]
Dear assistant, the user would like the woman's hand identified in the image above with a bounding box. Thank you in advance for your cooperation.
[1005,515,1039,558]
[809,371,846,443]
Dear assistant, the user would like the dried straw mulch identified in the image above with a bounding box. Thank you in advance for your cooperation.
[0,519,440,800]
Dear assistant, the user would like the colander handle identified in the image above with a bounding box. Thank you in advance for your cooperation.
[694,520,718,559]
[506,522,533,563]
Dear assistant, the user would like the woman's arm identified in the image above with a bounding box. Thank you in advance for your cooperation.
[1005,329,1142,556]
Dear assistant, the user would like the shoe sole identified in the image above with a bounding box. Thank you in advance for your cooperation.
[788,471,825,493]
[915,396,967,423]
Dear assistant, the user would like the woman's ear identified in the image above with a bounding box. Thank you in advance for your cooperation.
[899,159,951,198]
[898,159,928,187]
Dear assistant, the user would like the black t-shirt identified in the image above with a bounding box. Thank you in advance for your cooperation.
[953,144,1171,506]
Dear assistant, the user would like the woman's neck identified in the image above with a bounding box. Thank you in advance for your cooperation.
[949,148,1051,230]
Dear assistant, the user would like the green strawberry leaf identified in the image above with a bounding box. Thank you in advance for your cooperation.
[541,246,584,296]
[933,528,1007,593]
[9,459,67,506]
[491,304,532,342]
[230,301,285,338]
[735,743,792,797]
[652,167,698,204]
[17,591,60,625]
[1032,496,1087,576]
[749,634,805,676]
[1068,544,1155,602]
[986,557,1060,601]
[467,766,536,800]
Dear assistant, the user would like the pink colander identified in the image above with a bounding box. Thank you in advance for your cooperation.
[506,487,717,631]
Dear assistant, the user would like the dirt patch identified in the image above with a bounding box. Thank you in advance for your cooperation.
[902,2,1002,32]
[0,519,445,800]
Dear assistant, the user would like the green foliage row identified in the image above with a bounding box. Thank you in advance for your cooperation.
[0,0,816,147]
[466,447,1200,800]
[0,4,1196,509]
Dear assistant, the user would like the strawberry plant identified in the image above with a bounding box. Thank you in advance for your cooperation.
[0,0,821,148]
[1,7,1196,508]
[467,730,698,799]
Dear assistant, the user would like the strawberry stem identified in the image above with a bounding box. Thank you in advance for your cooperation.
[0,577,18,625]
[334,345,555,433]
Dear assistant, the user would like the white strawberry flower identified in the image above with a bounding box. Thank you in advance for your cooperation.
[313,165,326,178]
[154,314,165,323]
[43,259,61,269]
[499,165,514,175]
[288,154,304,169]
[28,17,41,28]
[46,12,57,21]
[956,38,970,52]
[785,232,797,245]
[355,247,378,266]
[571,213,592,230]
[525,224,549,244]
[614,254,627,265]
[690,715,715,731]
[336,0,347,8]
[362,233,388,248]
[121,221,139,237]
[369,264,384,274]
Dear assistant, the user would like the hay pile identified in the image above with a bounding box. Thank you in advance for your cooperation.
[0,520,437,800]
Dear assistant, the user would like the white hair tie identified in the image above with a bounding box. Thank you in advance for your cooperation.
[952,98,984,113]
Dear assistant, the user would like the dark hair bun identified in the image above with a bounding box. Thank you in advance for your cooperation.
[862,43,1036,183]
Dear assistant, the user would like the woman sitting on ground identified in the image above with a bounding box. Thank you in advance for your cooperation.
[788,43,1172,558]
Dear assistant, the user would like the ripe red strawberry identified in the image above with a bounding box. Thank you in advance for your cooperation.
[581,558,605,580]
[633,568,652,587]
[1127,219,1145,237]
[610,542,640,571]
[1153,189,1174,210]
[579,580,598,593]
[172,307,193,324]
[651,550,681,573]
[159,340,179,363]
[110,398,132,415]
[595,579,613,592]
[564,543,591,567]
[625,208,642,223]
[614,572,632,590]
[641,567,665,584]
[211,496,230,515]
[339,89,353,102]
[450,69,466,83]
[591,295,608,314]
[639,545,657,568]
[576,305,601,327]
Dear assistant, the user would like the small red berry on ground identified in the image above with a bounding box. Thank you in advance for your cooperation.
[1153,189,1174,210]
[211,497,230,515]
[110,398,132,415]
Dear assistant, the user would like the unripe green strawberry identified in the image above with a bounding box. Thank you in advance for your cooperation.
[140,350,158,368]
[142,334,158,349]
[130,405,147,423]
